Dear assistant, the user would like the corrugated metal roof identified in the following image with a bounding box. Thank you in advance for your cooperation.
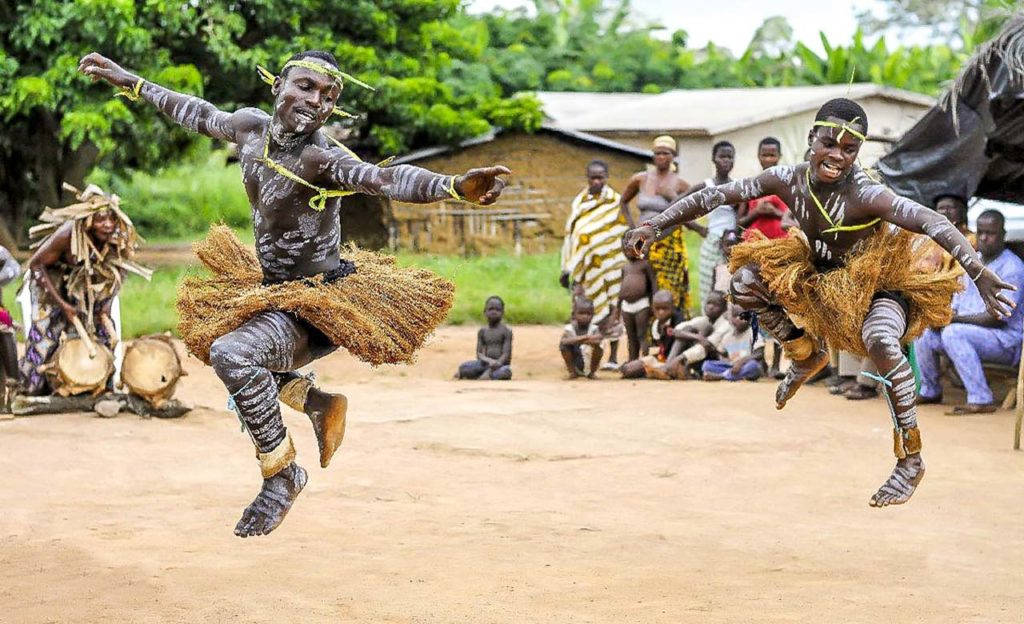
[533,83,935,135]
[390,125,651,165]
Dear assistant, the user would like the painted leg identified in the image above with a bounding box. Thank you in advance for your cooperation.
[730,263,827,409]
[860,298,925,508]
[210,311,314,537]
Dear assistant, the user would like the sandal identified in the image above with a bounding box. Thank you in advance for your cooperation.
[946,403,998,415]
[843,384,878,400]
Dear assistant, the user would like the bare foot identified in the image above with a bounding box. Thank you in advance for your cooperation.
[234,462,308,537]
[869,454,925,507]
[775,349,829,410]
[305,387,348,468]
[586,372,598,379]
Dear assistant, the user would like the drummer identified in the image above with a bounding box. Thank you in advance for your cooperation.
[18,183,151,396]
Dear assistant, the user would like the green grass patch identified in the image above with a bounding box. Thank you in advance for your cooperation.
[3,232,706,338]
[396,252,569,325]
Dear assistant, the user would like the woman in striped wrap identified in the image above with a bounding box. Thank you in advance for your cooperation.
[560,161,629,331]
[619,136,694,314]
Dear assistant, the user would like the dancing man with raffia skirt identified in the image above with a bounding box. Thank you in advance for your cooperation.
[623,98,1016,508]
[79,50,510,537]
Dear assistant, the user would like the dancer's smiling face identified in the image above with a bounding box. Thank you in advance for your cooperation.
[807,116,864,184]
[272,62,341,135]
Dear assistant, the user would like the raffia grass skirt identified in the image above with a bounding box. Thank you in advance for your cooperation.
[728,227,963,357]
[177,225,454,366]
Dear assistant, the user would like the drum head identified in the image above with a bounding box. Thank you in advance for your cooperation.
[55,339,114,390]
[121,338,181,396]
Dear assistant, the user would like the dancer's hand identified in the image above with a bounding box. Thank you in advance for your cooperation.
[455,166,511,206]
[60,302,78,324]
[976,267,1017,320]
[623,224,656,259]
[78,53,138,90]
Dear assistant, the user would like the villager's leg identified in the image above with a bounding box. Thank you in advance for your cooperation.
[860,296,925,508]
[490,365,512,380]
[209,311,314,537]
[623,311,641,361]
[560,346,582,378]
[730,263,827,409]
[455,360,487,379]
[18,289,66,396]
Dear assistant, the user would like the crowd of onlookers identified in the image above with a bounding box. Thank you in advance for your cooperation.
[454,135,1024,415]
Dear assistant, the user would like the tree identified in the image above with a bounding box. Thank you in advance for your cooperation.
[855,0,1018,47]
[0,0,541,239]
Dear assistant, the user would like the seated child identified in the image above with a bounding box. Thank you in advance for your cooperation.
[661,290,730,378]
[620,289,685,379]
[456,296,513,380]
[701,305,765,382]
[619,255,657,362]
[559,297,603,379]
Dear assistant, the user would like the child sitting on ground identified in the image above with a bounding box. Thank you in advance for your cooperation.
[559,297,603,379]
[456,295,513,380]
[660,290,731,379]
[618,255,657,362]
[701,306,765,382]
[620,289,685,379]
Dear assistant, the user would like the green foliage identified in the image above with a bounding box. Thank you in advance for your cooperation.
[479,2,1012,97]
[0,0,544,233]
[89,146,251,239]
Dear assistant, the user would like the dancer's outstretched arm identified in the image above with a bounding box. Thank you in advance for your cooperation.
[863,189,1016,320]
[623,168,785,258]
[316,148,510,205]
[78,53,259,142]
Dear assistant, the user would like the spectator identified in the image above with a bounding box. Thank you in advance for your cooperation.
[620,289,685,379]
[661,290,731,379]
[456,296,512,380]
[559,297,603,379]
[701,306,766,382]
[915,210,1024,413]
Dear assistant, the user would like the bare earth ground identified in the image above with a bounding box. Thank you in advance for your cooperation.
[2,325,1023,623]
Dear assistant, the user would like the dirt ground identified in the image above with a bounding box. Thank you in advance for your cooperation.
[2,325,1023,623]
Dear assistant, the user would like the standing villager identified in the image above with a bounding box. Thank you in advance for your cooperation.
[18,183,151,396]
[560,160,628,367]
[79,50,509,537]
[683,141,739,309]
[619,136,693,313]
[623,98,1016,508]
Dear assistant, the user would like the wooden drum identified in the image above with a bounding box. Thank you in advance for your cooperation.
[120,335,183,407]
[46,337,115,397]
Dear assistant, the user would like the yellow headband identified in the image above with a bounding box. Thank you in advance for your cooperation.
[256,60,375,92]
[652,135,677,152]
[813,118,866,142]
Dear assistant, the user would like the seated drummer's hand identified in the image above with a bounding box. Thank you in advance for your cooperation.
[60,302,78,324]
[977,267,1017,320]
[622,225,655,259]
[455,166,512,205]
